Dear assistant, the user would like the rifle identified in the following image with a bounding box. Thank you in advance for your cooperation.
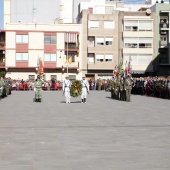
[62,88,65,96]
[86,86,90,94]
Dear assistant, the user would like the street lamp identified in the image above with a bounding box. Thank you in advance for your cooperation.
[67,31,68,76]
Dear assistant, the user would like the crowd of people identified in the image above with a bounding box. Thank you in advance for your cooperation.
[89,75,170,100]
[0,75,170,101]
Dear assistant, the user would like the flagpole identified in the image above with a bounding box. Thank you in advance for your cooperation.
[67,31,68,76]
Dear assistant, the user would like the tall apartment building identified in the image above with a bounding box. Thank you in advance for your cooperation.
[121,11,155,76]
[151,2,170,75]
[79,1,155,79]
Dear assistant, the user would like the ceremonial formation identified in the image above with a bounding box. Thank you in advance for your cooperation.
[0,58,170,103]
[0,77,12,100]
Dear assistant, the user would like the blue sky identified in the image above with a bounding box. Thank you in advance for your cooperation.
[0,0,3,30]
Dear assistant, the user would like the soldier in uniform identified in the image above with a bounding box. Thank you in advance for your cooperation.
[119,76,125,101]
[34,75,43,102]
[97,78,102,91]
[116,76,120,100]
[125,74,133,102]
[0,77,3,99]
[63,76,71,104]
[81,75,89,103]
[113,76,118,100]
[112,76,117,99]
[0,77,6,98]
[110,76,114,99]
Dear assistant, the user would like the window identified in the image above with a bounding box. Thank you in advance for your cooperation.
[29,75,35,80]
[69,75,76,80]
[96,38,104,45]
[104,21,115,29]
[139,38,152,48]
[16,53,28,61]
[124,38,138,48]
[44,35,56,44]
[124,20,153,32]
[44,53,56,62]
[139,21,153,31]
[105,54,113,62]
[88,37,95,47]
[16,35,28,43]
[123,54,152,65]
[88,53,94,63]
[123,55,137,65]
[105,38,113,45]
[51,75,57,80]
[96,54,104,62]
[88,21,99,28]
[138,55,152,65]
[124,21,138,31]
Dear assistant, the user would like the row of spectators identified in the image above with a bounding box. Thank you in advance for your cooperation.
[11,78,63,91]
[9,76,170,99]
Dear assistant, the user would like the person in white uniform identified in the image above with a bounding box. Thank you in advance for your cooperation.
[81,76,89,103]
[63,76,71,103]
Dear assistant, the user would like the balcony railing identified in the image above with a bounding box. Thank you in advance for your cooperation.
[159,40,168,48]
[65,43,78,49]
[160,23,169,29]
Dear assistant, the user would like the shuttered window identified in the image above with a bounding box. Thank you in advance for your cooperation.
[139,21,153,31]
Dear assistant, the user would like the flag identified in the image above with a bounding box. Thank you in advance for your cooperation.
[128,56,132,74]
[68,56,72,64]
[37,58,39,68]
[124,60,128,77]
[39,57,44,77]
[113,64,118,76]
[63,55,67,64]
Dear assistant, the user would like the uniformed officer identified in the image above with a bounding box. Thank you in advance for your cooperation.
[81,75,89,103]
[110,76,114,99]
[119,76,125,101]
[125,74,133,102]
[34,75,43,102]
[0,77,3,99]
[63,76,71,104]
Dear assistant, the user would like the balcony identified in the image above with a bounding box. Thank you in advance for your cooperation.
[0,62,5,67]
[160,23,169,29]
[0,42,5,49]
[159,40,168,48]
[65,43,78,49]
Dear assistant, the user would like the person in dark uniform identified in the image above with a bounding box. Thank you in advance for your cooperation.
[119,76,125,101]
[34,75,43,102]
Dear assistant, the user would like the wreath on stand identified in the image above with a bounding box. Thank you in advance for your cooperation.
[70,80,82,97]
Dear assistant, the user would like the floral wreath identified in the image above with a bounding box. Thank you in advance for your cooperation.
[70,80,82,97]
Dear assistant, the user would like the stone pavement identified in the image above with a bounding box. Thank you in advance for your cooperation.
[0,91,170,170]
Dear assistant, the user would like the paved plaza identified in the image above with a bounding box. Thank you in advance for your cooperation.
[0,91,170,170]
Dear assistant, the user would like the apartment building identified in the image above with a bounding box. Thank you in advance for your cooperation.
[2,24,81,81]
[80,9,120,80]
[151,2,170,75]
[1,0,168,80]
[79,1,155,79]
[121,11,156,76]
[1,0,83,81]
